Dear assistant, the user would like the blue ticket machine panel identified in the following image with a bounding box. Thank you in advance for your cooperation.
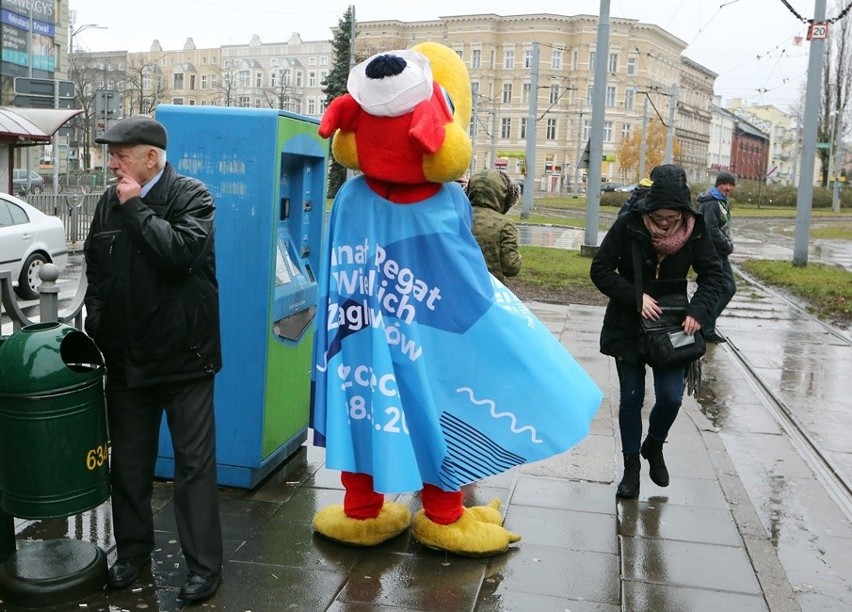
[155,105,327,488]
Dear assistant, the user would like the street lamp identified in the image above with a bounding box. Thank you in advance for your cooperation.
[69,23,107,57]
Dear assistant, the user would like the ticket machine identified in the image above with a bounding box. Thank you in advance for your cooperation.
[154,105,327,488]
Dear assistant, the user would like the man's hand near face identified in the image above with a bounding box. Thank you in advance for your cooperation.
[114,171,142,204]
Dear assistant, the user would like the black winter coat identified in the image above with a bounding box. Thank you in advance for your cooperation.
[589,210,724,364]
[84,162,222,387]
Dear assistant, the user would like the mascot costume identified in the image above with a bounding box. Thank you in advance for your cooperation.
[311,42,603,557]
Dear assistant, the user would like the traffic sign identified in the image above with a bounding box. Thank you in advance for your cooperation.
[13,95,78,110]
[13,77,76,99]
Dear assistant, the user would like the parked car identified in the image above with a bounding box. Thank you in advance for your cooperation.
[0,192,68,300]
[615,183,638,193]
[600,182,624,193]
[12,168,45,195]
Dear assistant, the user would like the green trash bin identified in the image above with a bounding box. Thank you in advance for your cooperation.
[0,322,110,519]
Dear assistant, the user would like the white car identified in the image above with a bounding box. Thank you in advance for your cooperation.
[0,192,68,300]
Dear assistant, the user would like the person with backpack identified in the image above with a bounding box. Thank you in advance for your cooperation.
[618,177,653,217]
[696,172,737,343]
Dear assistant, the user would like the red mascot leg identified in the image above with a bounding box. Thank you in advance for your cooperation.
[420,484,464,525]
[341,471,384,519]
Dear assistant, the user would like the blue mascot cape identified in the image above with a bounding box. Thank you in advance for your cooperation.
[311,177,602,494]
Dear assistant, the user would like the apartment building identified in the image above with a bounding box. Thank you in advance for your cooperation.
[727,99,800,185]
[67,13,718,185]
[354,13,717,189]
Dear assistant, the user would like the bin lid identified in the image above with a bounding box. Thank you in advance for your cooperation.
[0,322,104,394]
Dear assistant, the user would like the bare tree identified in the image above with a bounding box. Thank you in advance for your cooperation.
[123,59,169,115]
[817,5,852,186]
[69,55,104,171]
[261,68,300,111]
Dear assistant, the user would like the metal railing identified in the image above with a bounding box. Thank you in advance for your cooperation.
[21,193,101,246]
[0,264,86,332]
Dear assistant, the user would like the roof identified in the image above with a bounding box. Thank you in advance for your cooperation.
[0,107,84,143]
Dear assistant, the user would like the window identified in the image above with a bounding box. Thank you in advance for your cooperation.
[471,81,480,97]
[546,118,557,140]
[606,85,616,107]
[295,71,303,87]
[625,87,636,110]
[173,73,184,89]
[308,71,317,87]
[504,49,514,69]
[271,58,278,67]
[583,119,590,141]
[309,56,316,66]
[552,49,562,70]
[211,75,219,88]
[589,51,595,71]
[502,82,512,104]
[189,74,196,90]
[173,97,184,105]
[586,85,593,106]
[622,123,632,139]
[307,97,316,115]
[550,84,560,104]
[627,57,636,75]
[238,70,251,87]
[501,117,512,138]
[237,96,250,107]
[520,118,527,139]
[522,82,530,104]
[256,72,262,88]
[524,49,533,68]
[320,57,328,66]
[608,53,618,73]
[604,121,613,142]
[572,49,578,70]
[471,49,481,68]
[201,75,208,90]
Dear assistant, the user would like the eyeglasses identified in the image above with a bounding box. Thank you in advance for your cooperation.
[649,212,682,224]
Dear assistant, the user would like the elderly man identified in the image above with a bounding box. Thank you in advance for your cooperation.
[84,115,223,602]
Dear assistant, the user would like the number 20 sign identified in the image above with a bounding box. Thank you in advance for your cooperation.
[808,22,829,40]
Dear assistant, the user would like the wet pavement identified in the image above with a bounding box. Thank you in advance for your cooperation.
[2,226,852,610]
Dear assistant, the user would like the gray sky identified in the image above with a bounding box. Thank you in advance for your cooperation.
[68,0,817,111]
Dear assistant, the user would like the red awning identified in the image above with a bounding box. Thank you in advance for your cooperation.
[0,107,83,143]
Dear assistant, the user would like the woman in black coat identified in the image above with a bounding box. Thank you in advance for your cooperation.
[590,164,723,499]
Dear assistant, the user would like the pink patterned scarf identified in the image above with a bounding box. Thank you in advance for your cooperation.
[643,213,695,257]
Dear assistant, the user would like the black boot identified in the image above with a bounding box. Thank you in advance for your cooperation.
[616,453,641,499]
[641,436,669,487]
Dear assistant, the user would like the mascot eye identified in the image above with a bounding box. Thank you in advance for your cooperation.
[439,85,455,116]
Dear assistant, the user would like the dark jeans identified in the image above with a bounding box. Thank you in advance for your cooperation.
[706,256,736,332]
[615,359,685,455]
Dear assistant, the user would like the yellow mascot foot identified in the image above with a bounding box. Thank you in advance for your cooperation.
[312,501,411,547]
[411,498,521,557]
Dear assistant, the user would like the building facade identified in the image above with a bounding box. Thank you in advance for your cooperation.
[353,13,717,190]
[727,99,800,185]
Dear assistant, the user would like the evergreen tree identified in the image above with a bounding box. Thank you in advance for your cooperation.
[322,6,355,198]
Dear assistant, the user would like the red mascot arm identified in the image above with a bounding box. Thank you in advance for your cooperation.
[318,94,361,138]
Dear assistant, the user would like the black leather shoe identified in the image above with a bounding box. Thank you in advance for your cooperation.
[107,555,150,589]
[179,571,222,602]
[704,330,727,343]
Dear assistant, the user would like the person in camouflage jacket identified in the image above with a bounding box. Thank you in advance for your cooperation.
[466,169,522,282]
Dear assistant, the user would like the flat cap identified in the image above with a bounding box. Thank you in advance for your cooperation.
[95,115,167,149]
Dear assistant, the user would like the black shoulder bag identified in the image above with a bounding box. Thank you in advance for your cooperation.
[631,241,706,369]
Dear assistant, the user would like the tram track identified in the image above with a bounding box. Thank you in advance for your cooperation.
[718,267,852,522]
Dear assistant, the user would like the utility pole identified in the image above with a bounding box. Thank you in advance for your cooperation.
[832,113,842,212]
[664,83,677,164]
[639,95,649,180]
[793,0,828,266]
[520,42,539,219]
[582,0,610,255]
[573,100,585,195]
